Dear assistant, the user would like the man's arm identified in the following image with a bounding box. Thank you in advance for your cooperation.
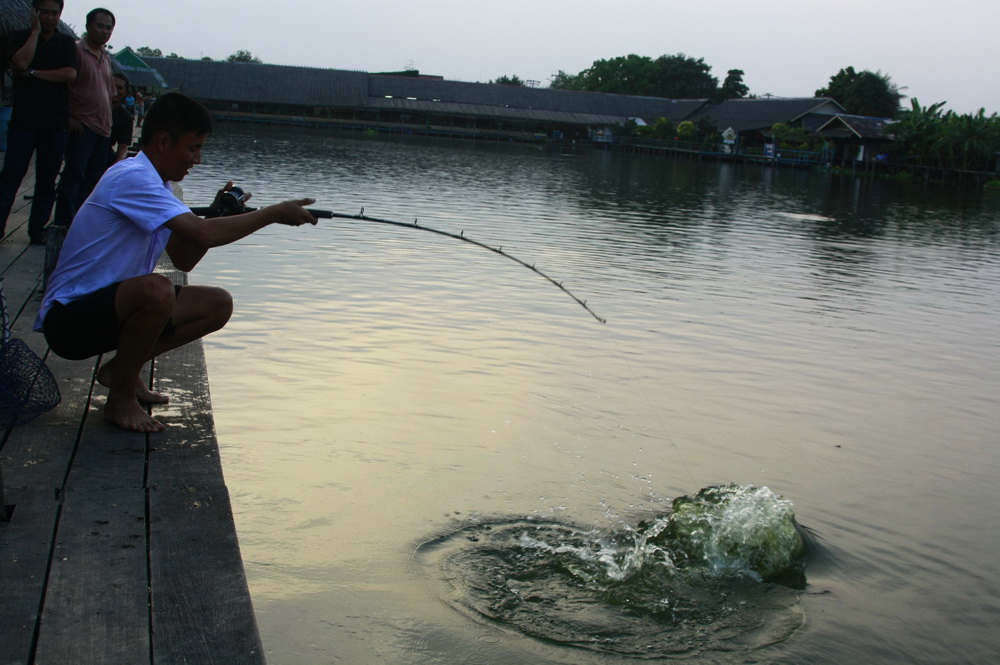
[164,199,318,272]
[113,141,129,162]
[10,22,77,82]
[22,67,77,83]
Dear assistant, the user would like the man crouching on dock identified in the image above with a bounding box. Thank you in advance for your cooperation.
[35,92,319,433]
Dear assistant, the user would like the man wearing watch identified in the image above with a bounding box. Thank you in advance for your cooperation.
[0,0,78,243]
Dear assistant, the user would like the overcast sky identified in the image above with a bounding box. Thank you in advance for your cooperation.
[59,0,998,116]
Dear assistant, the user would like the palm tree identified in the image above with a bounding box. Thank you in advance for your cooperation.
[939,109,999,171]
[889,99,947,166]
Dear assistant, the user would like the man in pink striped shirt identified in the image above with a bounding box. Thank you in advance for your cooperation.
[52,7,116,228]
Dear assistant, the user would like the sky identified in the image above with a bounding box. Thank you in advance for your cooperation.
[57,0,999,116]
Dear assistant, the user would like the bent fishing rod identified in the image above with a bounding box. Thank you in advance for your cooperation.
[191,203,606,324]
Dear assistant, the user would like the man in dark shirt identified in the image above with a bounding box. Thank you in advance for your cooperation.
[107,73,134,166]
[0,0,78,243]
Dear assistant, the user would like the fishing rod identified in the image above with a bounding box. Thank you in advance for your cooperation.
[191,201,606,324]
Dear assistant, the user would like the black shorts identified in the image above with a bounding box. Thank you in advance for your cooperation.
[43,281,182,360]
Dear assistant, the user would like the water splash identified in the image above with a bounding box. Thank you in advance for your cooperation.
[648,484,807,586]
[415,485,810,659]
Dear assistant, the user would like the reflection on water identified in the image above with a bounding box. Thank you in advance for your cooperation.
[177,125,1000,664]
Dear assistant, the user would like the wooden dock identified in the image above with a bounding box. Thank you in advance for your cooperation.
[1,168,265,664]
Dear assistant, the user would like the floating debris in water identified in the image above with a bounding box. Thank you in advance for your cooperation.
[415,484,812,660]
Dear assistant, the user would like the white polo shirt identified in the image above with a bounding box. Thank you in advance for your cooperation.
[35,151,190,330]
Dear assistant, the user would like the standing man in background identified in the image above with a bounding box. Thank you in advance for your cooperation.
[0,0,77,243]
[52,7,115,229]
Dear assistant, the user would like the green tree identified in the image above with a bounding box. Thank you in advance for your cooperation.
[551,53,718,99]
[889,98,947,165]
[939,109,999,171]
[578,54,660,96]
[227,49,262,64]
[134,46,162,57]
[490,75,524,86]
[652,117,675,139]
[696,116,719,143]
[549,70,583,90]
[676,120,696,142]
[653,53,717,99]
[715,69,749,102]
[816,67,905,118]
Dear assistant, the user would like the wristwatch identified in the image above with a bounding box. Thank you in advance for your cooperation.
[28,69,36,77]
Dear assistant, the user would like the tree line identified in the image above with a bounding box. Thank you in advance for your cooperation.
[891,100,1000,172]
[130,46,1000,173]
[130,46,261,63]
[500,54,999,173]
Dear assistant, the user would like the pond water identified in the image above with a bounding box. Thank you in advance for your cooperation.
[177,125,1000,665]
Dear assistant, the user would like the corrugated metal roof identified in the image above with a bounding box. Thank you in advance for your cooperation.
[137,58,707,126]
[117,65,168,90]
[369,76,706,121]
[144,57,369,107]
[816,114,892,140]
[693,98,846,133]
[371,96,629,126]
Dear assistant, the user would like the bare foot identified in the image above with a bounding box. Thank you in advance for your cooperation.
[104,395,165,433]
[97,363,170,404]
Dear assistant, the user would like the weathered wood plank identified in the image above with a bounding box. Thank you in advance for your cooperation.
[32,490,151,665]
[149,484,265,665]
[0,353,95,491]
[146,340,227,488]
[61,402,148,491]
[0,488,59,665]
[2,174,266,664]
[145,316,264,664]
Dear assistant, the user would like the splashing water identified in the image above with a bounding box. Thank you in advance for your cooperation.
[415,485,811,660]
[649,484,807,586]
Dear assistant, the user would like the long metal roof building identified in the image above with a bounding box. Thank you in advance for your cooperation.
[141,56,708,129]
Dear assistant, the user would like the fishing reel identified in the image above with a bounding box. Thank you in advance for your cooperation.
[205,185,250,218]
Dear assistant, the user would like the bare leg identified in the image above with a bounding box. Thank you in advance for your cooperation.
[96,361,170,404]
[103,276,233,432]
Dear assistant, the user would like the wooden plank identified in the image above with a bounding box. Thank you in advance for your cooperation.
[0,358,94,492]
[0,488,59,665]
[61,402,148,491]
[1,201,265,663]
[146,339,227,488]
[32,489,151,665]
[149,484,265,665]
[146,319,264,663]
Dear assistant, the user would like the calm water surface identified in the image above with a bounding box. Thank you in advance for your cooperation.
[177,125,1000,664]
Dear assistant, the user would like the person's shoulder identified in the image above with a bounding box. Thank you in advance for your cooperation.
[49,30,76,47]
[53,31,78,56]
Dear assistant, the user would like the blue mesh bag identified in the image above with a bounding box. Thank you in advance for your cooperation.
[0,278,60,428]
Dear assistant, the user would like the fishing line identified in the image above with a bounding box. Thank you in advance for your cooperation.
[324,208,607,324]
[194,199,696,481]
[607,331,698,488]
[194,201,606,323]
[328,208,696,484]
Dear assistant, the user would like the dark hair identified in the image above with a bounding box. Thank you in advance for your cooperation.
[33,0,64,9]
[86,7,115,27]
[140,93,213,146]
[112,72,129,86]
